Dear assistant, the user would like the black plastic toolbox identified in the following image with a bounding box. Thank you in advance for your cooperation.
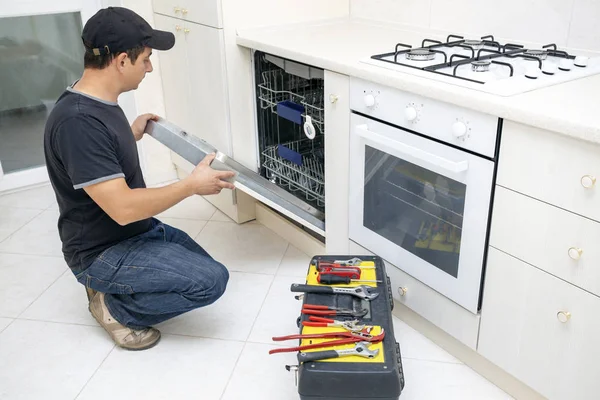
[287,255,405,400]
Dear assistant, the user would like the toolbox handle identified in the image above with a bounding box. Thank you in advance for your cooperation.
[297,350,339,363]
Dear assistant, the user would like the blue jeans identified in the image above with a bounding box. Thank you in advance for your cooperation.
[74,218,229,329]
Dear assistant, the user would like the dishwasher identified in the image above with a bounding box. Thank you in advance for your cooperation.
[145,51,327,236]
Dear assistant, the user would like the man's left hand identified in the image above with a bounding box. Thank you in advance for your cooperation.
[131,113,159,141]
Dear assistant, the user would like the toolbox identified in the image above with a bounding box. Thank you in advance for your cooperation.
[271,255,405,400]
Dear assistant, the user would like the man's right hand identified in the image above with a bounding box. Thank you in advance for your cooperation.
[186,153,236,196]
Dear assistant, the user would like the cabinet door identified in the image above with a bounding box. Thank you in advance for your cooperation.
[153,14,190,133]
[324,71,350,254]
[183,22,230,155]
[152,0,222,28]
[479,248,600,400]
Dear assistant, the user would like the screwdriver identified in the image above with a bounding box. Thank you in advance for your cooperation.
[317,273,382,285]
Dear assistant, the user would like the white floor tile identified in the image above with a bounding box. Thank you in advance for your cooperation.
[392,316,461,364]
[77,335,244,400]
[20,271,97,326]
[276,244,312,278]
[210,210,233,222]
[156,271,274,341]
[196,221,289,274]
[0,184,56,209]
[221,342,300,400]
[400,358,513,400]
[0,254,67,318]
[247,275,303,345]
[158,217,207,239]
[0,209,63,256]
[0,318,13,332]
[0,207,41,243]
[0,320,114,400]
[156,195,216,220]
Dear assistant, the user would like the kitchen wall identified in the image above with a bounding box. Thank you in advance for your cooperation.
[350,0,600,52]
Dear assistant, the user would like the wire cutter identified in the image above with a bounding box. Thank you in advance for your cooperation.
[269,328,385,354]
[301,304,369,318]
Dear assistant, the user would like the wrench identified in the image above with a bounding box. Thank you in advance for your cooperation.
[332,257,364,266]
[297,341,379,363]
[291,284,380,301]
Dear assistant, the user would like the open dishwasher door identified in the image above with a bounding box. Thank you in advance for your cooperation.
[145,118,325,236]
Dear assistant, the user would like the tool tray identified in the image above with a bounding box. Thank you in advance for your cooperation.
[294,255,405,400]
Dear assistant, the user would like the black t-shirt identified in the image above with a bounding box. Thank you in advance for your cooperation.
[43,86,152,271]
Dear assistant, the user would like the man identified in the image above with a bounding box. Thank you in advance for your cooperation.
[43,7,235,351]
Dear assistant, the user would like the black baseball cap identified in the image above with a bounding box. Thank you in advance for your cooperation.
[82,7,175,56]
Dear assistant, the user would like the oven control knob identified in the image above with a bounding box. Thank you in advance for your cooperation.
[452,121,468,138]
[575,56,589,67]
[364,94,376,108]
[542,63,558,75]
[525,66,541,79]
[405,106,418,121]
[559,58,573,71]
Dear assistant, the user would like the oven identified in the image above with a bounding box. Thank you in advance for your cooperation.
[348,78,500,313]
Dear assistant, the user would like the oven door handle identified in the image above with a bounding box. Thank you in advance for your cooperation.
[355,124,469,174]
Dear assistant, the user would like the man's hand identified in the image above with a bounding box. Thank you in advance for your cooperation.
[131,113,159,141]
[185,153,236,195]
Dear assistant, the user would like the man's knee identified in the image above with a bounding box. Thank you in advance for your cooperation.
[188,260,229,303]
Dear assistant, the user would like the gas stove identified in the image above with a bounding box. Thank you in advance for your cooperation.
[362,34,600,96]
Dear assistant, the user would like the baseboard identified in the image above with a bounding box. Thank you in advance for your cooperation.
[392,302,547,400]
[255,203,325,257]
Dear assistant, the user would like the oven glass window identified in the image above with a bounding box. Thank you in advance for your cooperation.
[363,145,466,278]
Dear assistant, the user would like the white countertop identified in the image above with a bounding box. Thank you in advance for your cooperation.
[236,18,600,145]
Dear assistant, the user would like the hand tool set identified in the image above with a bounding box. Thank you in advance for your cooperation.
[270,255,405,400]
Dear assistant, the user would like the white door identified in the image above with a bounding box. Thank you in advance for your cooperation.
[348,113,494,313]
[0,0,102,192]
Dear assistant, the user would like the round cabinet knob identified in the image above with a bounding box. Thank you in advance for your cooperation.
[557,311,571,323]
[581,175,596,189]
[405,107,418,121]
[174,7,181,13]
[398,287,407,296]
[184,28,190,34]
[559,58,573,71]
[182,9,188,15]
[575,56,589,68]
[364,94,376,108]
[452,121,468,138]
[329,94,339,104]
[568,247,583,260]
[175,25,182,31]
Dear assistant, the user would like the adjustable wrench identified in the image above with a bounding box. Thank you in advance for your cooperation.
[291,283,380,301]
[297,341,379,363]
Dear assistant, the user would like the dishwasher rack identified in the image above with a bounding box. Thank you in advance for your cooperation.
[262,137,325,208]
[258,69,325,134]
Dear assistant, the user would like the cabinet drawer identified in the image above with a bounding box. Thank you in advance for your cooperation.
[497,121,600,222]
[490,186,600,296]
[152,0,222,28]
[479,248,600,400]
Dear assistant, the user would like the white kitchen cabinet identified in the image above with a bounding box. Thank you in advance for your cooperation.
[324,71,350,254]
[152,0,223,28]
[153,14,230,157]
[491,185,600,296]
[497,121,600,222]
[479,247,600,400]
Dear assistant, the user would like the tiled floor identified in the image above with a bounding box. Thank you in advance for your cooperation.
[0,184,513,400]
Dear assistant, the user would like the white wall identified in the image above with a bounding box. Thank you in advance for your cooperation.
[351,0,600,52]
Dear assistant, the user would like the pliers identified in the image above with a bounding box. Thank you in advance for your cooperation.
[269,328,386,354]
[302,316,370,333]
[301,304,369,318]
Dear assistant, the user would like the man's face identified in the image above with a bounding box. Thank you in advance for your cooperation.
[122,47,153,91]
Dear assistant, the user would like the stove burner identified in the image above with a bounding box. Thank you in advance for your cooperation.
[471,60,491,72]
[406,49,436,61]
[463,40,485,50]
[524,49,548,60]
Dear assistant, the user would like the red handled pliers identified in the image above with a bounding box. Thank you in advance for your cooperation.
[269,328,385,354]
[301,304,369,318]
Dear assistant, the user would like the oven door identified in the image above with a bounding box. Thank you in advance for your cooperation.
[349,113,494,313]
[145,119,325,235]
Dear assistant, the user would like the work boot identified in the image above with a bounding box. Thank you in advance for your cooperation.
[85,286,97,302]
[89,292,161,351]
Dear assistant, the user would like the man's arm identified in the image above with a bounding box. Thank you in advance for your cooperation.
[84,153,235,226]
